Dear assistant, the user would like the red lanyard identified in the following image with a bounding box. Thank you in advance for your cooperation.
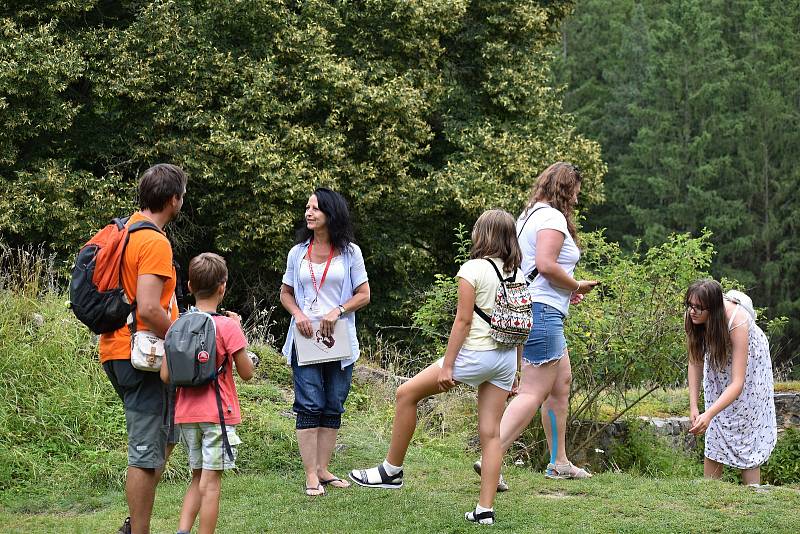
[307,239,334,300]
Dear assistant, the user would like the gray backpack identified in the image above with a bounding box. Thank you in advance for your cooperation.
[165,310,222,386]
[165,309,233,460]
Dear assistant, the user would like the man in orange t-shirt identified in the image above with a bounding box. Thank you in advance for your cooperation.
[100,163,186,534]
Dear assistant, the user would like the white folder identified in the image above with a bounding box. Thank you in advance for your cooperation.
[293,320,352,366]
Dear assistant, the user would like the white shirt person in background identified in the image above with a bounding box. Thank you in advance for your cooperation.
[495,162,599,486]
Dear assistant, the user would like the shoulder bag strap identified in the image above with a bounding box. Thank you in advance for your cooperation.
[209,314,234,462]
[516,206,547,239]
[517,206,547,283]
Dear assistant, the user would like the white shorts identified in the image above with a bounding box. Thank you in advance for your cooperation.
[437,346,517,391]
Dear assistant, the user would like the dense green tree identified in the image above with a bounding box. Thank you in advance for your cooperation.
[555,0,800,363]
[0,1,603,331]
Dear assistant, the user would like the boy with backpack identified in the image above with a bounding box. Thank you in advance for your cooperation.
[160,253,255,534]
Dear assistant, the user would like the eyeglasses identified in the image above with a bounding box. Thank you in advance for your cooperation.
[685,302,708,313]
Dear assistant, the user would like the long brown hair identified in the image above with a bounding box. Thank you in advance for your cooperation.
[470,209,522,273]
[685,279,731,371]
[521,162,582,242]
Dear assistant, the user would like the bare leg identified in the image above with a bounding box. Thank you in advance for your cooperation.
[499,360,560,452]
[155,442,177,481]
[178,469,202,533]
[386,363,447,466]
[540,351,572,465]
[127,466,159,534]
[297,428,322,494]
[197,469,222,534]
[704,457,724,479]
[741,467,761,485]
[317,427,349,486]
[476,382,510,509]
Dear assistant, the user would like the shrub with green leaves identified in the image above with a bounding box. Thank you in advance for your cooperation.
[561,231,715,453]
[607,420,700,478]
[411,229,733,458]
[411,226,789,466]
[762,429,800,486]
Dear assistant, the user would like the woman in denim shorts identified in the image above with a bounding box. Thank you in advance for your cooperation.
[492,162,599,486]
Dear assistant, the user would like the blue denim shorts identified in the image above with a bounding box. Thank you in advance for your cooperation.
[291,348,353,429]
[522,302,567,366]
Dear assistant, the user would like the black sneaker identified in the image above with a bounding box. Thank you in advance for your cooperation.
[117,517,131,534]
[349,464,403,489]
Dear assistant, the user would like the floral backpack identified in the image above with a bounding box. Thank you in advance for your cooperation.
[473,259,532,345]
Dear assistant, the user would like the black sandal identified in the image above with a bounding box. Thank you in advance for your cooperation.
[320,476,351,488]
[465,509,495,525]
[304,484,325,496]
[348,464,404,489]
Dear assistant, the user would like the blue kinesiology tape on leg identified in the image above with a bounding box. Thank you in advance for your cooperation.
[548,409,557,465]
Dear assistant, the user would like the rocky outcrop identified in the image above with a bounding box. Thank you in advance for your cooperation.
[775,392,800,429]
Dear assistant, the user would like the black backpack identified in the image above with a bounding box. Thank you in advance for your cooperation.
[69,217,160,334]
[165,310,234,461]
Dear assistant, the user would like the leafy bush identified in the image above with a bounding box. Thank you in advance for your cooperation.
[562,230,715,453]
[409,228,716,455]
[607,420,700,478]
[762,429,800,486]
[0,1,605,336]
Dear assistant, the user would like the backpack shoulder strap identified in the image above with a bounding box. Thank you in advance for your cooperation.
[474,304,492,325]
[483,257,517,282]
[208,313,234,462]
[483,258,505,282]
[117,218,163,287]
[112,216,130,230]
[474,259,515,325]
[128,220,162,234]
[122,218,169,333]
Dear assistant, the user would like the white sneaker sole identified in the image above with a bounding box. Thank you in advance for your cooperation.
[348,473,403,489]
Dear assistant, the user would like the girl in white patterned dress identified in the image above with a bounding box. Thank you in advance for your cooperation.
[685,279,777,485]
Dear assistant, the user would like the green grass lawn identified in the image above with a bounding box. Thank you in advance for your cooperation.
[2,461,799,533]
[2,383,799,534]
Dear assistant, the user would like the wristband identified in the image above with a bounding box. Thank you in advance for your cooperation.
[573,280,581,292]
[337,304,346,316]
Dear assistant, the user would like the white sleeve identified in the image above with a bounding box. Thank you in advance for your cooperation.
[535,208,568,237]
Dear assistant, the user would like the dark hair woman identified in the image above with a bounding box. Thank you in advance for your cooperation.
[685,279,776,485]
[279,188,370,496]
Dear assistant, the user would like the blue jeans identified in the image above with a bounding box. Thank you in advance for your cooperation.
[522,302,567,366]
[291,349,353,430]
